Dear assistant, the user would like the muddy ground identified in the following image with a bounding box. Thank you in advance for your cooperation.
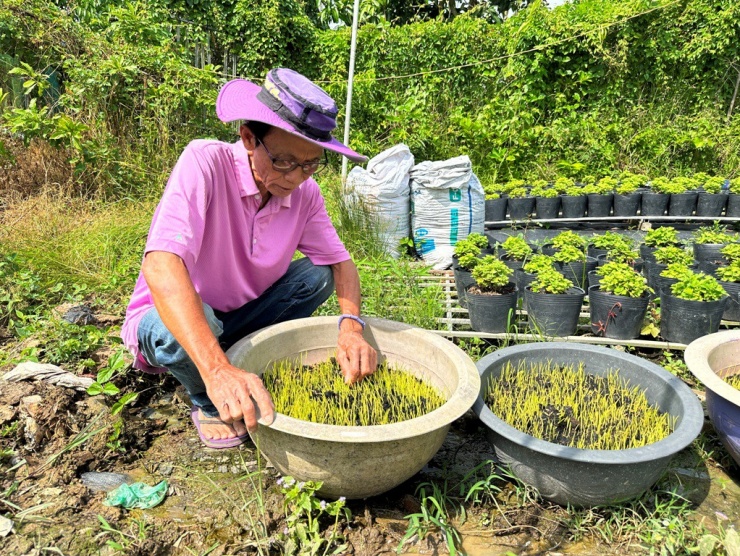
[1,340,740,556]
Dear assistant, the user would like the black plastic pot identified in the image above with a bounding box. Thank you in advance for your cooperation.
[535,197,561,219]
[695,193,728,217]
[587,270,603,290]
[453,267,475,308]
[698,259,729,277]
[644,260,667,295]
[718,281,740,322]
[556,257,598,290]
[485,197,508,222]
[472,343,704,506]
[507,197,535,220]
[668,192,698,216]
[613,193,641,217]
[514,269,538,307]
[500,256,525,272]
[641,192,669,216]
[466,284,519,333]
[588,286,650,340]
[660,293,729,344]
[524,286,585,337]
[587,193,613,217]
[587,245,609,260]
[561,195,587,218]
[539,243,559,256]
[694,243,729,267]
[727,194,740,217]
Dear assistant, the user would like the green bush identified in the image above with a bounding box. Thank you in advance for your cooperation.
[501,236,532,261]
[660,263,695,280]
[553,245,586,264]
[597,262,649,298]
[529,267,574,295]
[654,246,692,266]
[471,257,513,292]
[716,262,740,284]
[644,227,680,248]
[590,231,632,251]
[702,176,726,194]
[670,273,727,302]
[551,230,587,251]
[721,244,740,262]
[522,254,555,274]
[694,225,737,245]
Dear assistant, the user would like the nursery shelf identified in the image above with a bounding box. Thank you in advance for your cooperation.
[419,271,738,351]
[485,215,740,228]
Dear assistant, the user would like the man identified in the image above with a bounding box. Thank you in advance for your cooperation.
[121,68,377,449]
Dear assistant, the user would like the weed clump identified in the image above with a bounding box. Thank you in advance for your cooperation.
[485,360,674,450]
[263,358,446,426]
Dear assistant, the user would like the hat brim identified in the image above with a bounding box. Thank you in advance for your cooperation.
[216,79,368,163]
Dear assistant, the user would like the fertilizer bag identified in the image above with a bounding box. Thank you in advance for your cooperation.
[345,144,414,258]
[410,155,485,269]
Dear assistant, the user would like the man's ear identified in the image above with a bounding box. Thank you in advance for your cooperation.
[239,124,257,151]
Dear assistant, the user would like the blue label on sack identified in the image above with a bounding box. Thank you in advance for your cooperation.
[450,209,459,244]
[449,188,462,202]
[414,230,435,254]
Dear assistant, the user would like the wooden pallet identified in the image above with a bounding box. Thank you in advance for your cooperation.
[418,271,739,350]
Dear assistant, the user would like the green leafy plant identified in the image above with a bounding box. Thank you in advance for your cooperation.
[471,258,513,292]
[507,186,529,199]
[529,267,574,294]
[500,236,532,261]
[551,230,587,251]
[616,179,640,195]
[466,232,489,249]
[457,253,483,271]
[606,244,641,265]
[397,482,462,555]
[721,243,740,262]
[694,224,737,245]
[553,245,586,263]
[482,182,503,198]
[654,246,693,266]
[649,177,672,194]
[644,227,680,248]
[590,231,632,251]
[660,263,695,280]
[453,238,481,259]
[522,254,555,274]
[564,185,584,197]
[531,185,558,198]
[277,476,350,556]
[595,176,617,194]
[597,262,649,298]
[670,273,728,302]
[716,262,740,284]
[553,177,574,194]
[702,176,726,194]
[730,178,740,194]
[503,179,526,193]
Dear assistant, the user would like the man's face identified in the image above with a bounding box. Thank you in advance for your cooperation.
[242,126,324,198]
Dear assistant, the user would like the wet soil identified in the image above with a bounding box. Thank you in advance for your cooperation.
[1,368,739,555]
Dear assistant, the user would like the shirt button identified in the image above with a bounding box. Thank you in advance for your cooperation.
[253,239,257,244]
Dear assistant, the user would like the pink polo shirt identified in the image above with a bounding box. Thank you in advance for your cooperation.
[121,139,350,363]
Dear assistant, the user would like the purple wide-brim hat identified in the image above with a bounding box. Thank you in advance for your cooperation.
[216,68,367,163]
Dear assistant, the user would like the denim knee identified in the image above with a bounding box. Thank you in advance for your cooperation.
[138,304,224,369]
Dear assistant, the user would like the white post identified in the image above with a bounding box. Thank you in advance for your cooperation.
[341,0,361,186]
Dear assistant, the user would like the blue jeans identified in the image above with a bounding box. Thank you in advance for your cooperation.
[137,257,334,417]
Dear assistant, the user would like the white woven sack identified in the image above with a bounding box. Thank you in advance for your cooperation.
[410,155,485,269]
[345,144,414,258]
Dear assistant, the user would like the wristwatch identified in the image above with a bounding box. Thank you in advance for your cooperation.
[338,314,366,330]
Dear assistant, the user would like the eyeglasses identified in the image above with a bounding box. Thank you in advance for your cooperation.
[256,137,327,176]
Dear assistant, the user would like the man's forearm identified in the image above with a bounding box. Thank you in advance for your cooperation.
[331,259,364,333]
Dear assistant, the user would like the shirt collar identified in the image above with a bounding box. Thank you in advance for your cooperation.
[232,139,294,208]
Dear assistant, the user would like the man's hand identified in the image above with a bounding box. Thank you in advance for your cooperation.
[204,363,275,433]
[337,329,378,384]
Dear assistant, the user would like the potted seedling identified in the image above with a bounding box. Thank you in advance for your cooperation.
[226,316,480,499]
[598,243,643,273]
[588,230,633,260]
[685,330,740,467]
[666,177,699,216]
[474,342,703,506]
[560,179,587,218]
[585,176,616,217]
[716,261,740,322]
[483,182,507,222]
[693,224,738,274]
[530,182,560,220]
[727,178,740,217]
[647,245,694,296]
[696,176,728,217]
[540,229,587,256]
[515,253,555,307]
[466,257,518,333]
[641,225,682,262]
[553,245,597,290]
[661,272,728,344]
[524,267,585,337]
[613,175,644,216]
[655,262,695,300]
[642,176,671,216]
[589,261,651,340]
[506,180,534,220]
[497,235,534,271]
[452,236,489,307]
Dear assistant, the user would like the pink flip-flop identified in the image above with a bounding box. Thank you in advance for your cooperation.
[190,406,249,449]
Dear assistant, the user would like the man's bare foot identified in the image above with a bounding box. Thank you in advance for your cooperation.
[197,409,248,440]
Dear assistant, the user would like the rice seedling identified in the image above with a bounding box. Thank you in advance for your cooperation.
[724,374,740,390]
[485,360,675,450]
[262,358,446,426]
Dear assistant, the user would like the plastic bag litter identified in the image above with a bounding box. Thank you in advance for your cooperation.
[103,481,168,509]
[81,471,133,493]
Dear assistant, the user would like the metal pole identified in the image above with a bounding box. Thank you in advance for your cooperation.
[341,0,361,186]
